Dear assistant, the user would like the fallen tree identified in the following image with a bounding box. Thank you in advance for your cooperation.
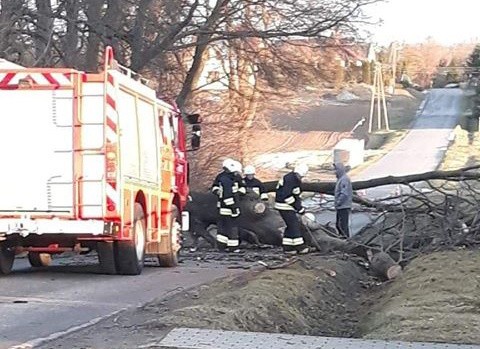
[185,191,284,248]
[263,165,480,193]
[185,165,480,279]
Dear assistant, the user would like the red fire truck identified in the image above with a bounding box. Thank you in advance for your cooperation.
[0,47,199,275]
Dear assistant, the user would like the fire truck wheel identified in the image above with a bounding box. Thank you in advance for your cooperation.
[28,252,52,267]
[115,203,146,275]
[0,243,15,275]
[97,242,117,275]
[157,205,180,267]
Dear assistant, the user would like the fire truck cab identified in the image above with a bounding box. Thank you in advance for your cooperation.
[0,47,198,275]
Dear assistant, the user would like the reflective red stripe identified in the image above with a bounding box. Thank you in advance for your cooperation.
[43,73,58,85]
[0,72,72,87]
[105,73,119,218]
[106,116,117,133]
[106,94,116,109]
[0,73,15,86]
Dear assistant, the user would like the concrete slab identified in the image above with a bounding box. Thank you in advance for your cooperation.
[158,328,480,349]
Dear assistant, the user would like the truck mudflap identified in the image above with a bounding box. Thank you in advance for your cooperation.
[0,218,107,237]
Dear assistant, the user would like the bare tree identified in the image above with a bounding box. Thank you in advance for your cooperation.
[0,0,380,100]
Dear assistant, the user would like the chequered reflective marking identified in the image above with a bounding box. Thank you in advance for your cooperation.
[158,328,480,349]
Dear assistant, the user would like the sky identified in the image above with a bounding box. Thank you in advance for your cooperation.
[365,0,480,45]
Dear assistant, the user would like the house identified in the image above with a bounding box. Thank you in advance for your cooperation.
[196,44,256,92]
[195,34,376,92]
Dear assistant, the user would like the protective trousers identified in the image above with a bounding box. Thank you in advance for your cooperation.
[217,215,239,251]
[279,210,305,252]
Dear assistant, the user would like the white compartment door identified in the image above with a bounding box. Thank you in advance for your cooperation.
[0,89,75,214]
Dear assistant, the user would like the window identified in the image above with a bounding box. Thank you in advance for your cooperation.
[207,70,221,84]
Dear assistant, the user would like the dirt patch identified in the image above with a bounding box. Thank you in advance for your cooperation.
[39,255,370,349]
[247,130,349,155]
[147,259,365,337]
[361,250,480,344]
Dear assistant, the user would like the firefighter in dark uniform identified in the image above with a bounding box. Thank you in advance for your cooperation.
[243,165,269,201]
[232,161,247,197]
[274,163,309,254]
[211,159,242,252]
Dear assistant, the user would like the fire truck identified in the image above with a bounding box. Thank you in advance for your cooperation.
[0,47,199,275]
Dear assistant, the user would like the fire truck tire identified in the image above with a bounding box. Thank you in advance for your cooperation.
[115,203,146,275]
[0,243,15,275]
[97,242,117,275]
[28,252,52,267]
[157,205,180,267]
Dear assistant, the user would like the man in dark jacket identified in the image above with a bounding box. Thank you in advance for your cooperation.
[274,163,309,254]
[334,162,353,238]
[211,159,242,251]
[243,165,269,201]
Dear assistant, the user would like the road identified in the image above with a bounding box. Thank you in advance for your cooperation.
[0,256,236,349]
[313,88,465,233]
[357,88,464,199]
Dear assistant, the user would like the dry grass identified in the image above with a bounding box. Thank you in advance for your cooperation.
[361,250,480,345]
[440,125,480,170]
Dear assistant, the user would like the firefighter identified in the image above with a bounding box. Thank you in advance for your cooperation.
[274,163,309,254]
[211,159,241,252]
[243,165,269,201]
[232,160,247,197]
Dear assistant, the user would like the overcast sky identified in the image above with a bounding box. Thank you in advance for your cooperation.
[365,0,480,45]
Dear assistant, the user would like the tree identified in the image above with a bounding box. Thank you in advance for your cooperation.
[467,44,480,68]
[0,0,382,108]
[0,0,383,188]
[446,58,461,83]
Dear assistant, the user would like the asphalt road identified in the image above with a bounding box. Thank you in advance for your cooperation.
[313,88,465,233]
[0,256,236,349]
[357,88,464,199]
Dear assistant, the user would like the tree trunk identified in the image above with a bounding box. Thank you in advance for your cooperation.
[176,42,209,110]
[176,0,230,110]
[34,0,53,65]
[83,0,105,71]
[370,251,402,280]
[63,0,80,66]
[263,166,480,194]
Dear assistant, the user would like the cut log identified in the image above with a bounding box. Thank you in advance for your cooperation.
[370,251,402,280]
[253,202,267,215]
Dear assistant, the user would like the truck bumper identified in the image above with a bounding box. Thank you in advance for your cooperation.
[0,218,108,237]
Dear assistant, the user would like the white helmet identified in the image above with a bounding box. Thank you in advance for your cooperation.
[232,160,243,174]
[294,163,309,177]
[244,165,255,175]
[222,158,236,172]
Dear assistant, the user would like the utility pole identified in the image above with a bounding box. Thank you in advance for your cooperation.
[368,63,390,133]
[390,42,397,94]
[368,64,377,133]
